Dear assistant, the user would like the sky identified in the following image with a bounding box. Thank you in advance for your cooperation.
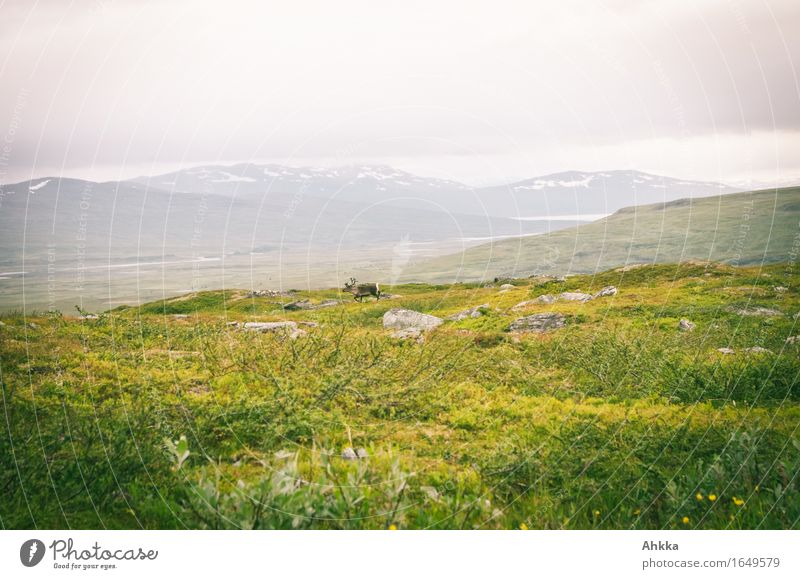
[0,0,798,186]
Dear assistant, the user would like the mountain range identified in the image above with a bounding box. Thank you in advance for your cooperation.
[0,163,760,310]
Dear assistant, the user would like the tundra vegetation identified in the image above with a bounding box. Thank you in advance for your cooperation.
[1,262,800,529]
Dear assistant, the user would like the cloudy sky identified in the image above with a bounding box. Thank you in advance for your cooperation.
[0,0,798,186]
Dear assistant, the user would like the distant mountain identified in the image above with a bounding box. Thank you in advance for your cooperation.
[0,164,746,311]
[470,170,738,218]
[129,163,470,200]
[402,186,800,283]
[128,164,740,218]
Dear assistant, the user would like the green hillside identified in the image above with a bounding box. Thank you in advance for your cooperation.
[2,262,800,529]
[404,186,800,283]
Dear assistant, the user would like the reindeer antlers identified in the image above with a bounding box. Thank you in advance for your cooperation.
[344,277,357,288]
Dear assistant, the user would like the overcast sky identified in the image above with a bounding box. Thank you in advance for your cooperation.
[0,0,798,186]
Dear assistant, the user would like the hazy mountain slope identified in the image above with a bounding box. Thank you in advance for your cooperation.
[402,186,800,282]
[471,170,739,218]
[130,164,739,219]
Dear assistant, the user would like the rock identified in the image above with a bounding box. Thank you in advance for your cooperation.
[730,306,782,317]
[341,447,368,460]
[555,276,567,282]
[678,319,696,331]
[717,347,735,355]
[247,289,294,298]
[511,300,536,311]
[390,328,425,342]
[558,292,593,302]
[242,321,306,338]
[383,309,443,331]
[226,321,240,328]
[173,314,189,319]
[774,286,788,293]
[508,312,566,333]
[80,314,99,320]
[283,299,312,311]
[28,322,38,329]
[243,321,297,332]
[744,346,773,354]
[594,286,618,298]
[786,336,800,344]
[533,294,557,304]
[499,283,516,292]
[0,321,5,327]
[446,304,489,321]
[380,293,402,299]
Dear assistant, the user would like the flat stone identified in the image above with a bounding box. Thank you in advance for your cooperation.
[534,294,557,304]
[717,347,735,355]
[243,321,298,333]
[508,312,566,333]
[678,319,696,331]
[786,336,800,344]
[558,292,593,302]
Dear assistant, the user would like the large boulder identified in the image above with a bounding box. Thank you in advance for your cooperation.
[383,309,443,331]
[508,312,566,333]
[446,304,489,321]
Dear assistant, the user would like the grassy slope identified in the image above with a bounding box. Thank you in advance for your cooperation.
[403,186,800,282]
[2,262,800,529]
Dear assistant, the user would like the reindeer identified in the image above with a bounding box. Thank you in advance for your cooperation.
[343,277,381,302]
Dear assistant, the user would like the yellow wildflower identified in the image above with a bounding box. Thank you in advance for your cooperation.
[754,485,760,493]
[708,494,717,502]
[519,522,529,530]
[732,496,745,507]
[633,508,641,516]
[388,524,398,530]
[682,516,690,525]
[695,492,704,501]
[593,510,601,517]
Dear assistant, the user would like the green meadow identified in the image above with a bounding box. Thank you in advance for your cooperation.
[2,262,799,529]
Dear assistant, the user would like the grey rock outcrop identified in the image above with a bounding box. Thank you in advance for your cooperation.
[558,292,593,302]
[508,312,566,333]
[383,309,443,331]
[446,304,489,321]
[594,286,618,298]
